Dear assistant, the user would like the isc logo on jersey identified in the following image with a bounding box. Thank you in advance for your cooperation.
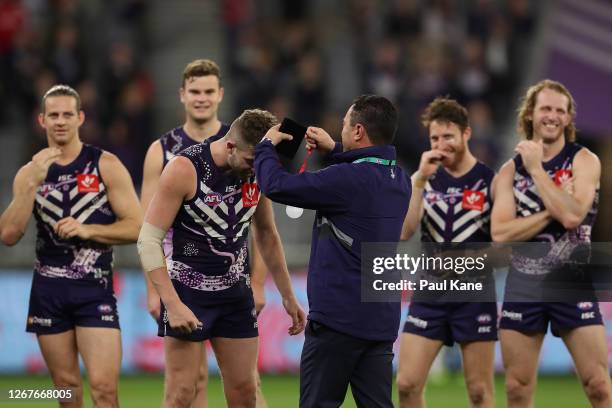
[241,183,260,207]
[77,174,99,193]
[462,189,485,211]
[204,192,223,207]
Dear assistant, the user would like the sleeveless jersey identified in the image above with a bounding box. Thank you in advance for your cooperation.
[169,139,260,299]
[33,144,116,280]
[511,142,598,275]
[159,124,230,167]
[421,162,494,243]
[158,124,230,259]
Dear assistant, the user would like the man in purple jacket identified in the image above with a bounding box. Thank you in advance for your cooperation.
[254,95,411,408]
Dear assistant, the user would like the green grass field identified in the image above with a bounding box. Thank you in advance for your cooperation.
[0,374,588,407]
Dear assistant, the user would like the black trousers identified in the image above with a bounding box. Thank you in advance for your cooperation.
[299,320,394,408]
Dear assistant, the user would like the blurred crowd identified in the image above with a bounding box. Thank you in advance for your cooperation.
[225,0,537,169]
[0,0,152,185]
[1,0,539,186]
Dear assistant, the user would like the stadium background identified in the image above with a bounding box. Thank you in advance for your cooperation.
[0,0,611,406]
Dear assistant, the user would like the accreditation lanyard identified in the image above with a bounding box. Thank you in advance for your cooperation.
[352,157,396,165]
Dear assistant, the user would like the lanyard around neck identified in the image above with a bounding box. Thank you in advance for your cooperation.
[352,157,396,166]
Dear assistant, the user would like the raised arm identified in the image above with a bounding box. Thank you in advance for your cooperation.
[55,152,142,245]
[400,150,446,241]
[491,160,552,242]
[528,147,599,229]
[251,195,306,335]
[0,147,62,246]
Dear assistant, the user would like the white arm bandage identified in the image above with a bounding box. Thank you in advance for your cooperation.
[137,222,167,272]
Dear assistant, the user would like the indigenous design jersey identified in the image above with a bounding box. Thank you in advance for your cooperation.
[170,140,259,298]
[34,144,116,280]
[159,124,230,259]
[421,162,494,243]
[511,142,598,275]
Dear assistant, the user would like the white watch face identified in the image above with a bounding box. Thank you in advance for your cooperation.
[285,205,304,219]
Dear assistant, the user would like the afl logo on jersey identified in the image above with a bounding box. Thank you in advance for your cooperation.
[204,192,223,207]
[553,169,572,186]
[77,174,99,193]
[241,183,260,207]
[425,191,443,204]
[462,189,485,211]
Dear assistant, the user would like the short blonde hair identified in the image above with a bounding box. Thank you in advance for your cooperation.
[517,79,577,142]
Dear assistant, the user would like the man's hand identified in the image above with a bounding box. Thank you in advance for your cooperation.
[31,147,62,185]
[166,301,203,334]
[147,291,161,321]
[55,217,91,240]
[418,150,448,179]
[262,124,293,146]
[515,140,544,175]
[305,126,336,154]
[282,296,306,335]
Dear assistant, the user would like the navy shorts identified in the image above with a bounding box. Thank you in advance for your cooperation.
[26,273,120,335]
[499,301,603,337]
[403,302,498,346]
[158,279,258,342]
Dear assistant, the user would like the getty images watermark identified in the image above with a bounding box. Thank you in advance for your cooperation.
[371,252,488,292]
[361,242,612,303]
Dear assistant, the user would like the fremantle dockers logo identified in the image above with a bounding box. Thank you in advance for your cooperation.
[77,174,99,193]
[462,189,485,211]
[241,183,260,207]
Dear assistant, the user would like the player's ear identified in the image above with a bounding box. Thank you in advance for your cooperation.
[78,110,85,126]
[37,112,45,129]
[179,87,185,104]
[354,123,365,142]
[463,126,472,142]
[218,86,224,102]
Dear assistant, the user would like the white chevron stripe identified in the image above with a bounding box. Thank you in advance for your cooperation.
[453,217,487,242]
[238,206,257,224]
[71,184,106,215]
[453,202,490,231]
[454,198,464,214]
[36,195,63,218]
[184,206,226,241]
[233,222,251,242]
[49,189,63,201]
[423,202,446,231]
[36,207,58,228]
[425,221,444,242]
[76,195,108,223]
[193,198,229,230]
[513,188,541,211]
